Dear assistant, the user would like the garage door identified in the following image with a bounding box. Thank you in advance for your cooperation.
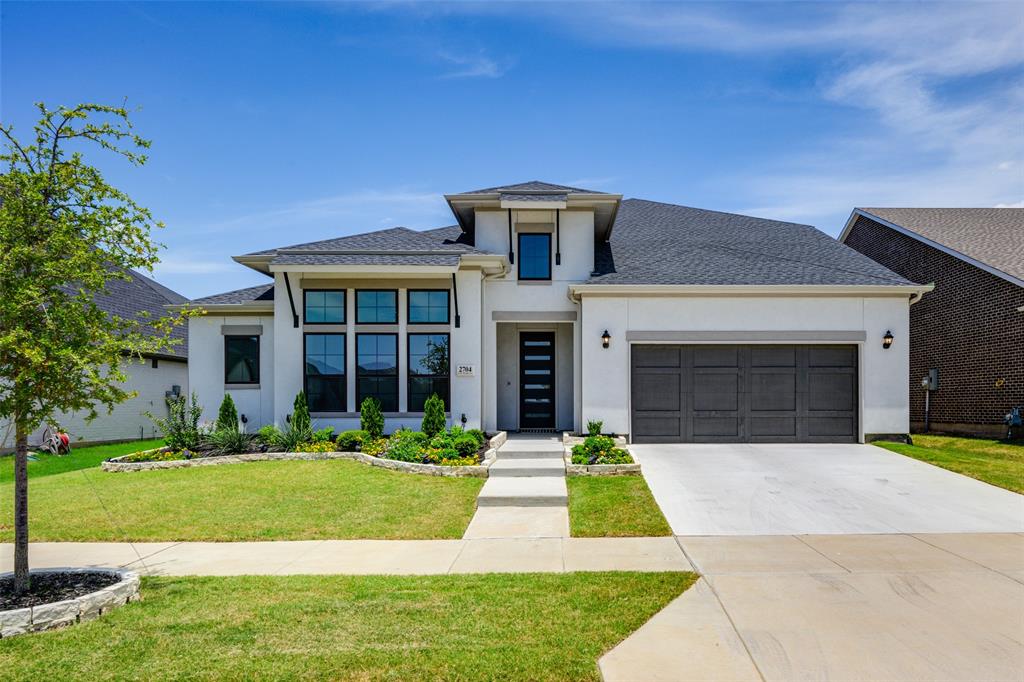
[631,345,857,443]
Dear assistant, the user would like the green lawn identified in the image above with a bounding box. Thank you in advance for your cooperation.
[875,434,1024,494]
[567,475,673,537]
[0,459,484,541]
[0,572,695,680]
[0,439,163,483]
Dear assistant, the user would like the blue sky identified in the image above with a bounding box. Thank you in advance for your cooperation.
[2,1,1022,298]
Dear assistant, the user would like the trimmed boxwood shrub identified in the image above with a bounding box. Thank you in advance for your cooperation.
[571,435,633,465]
[337,429,368,452]
[421,394,446,437]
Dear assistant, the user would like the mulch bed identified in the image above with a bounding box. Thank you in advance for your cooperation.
[1,571,120,610]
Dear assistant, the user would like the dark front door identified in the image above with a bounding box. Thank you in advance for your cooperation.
[519,332,556,429]
[631,344,858,443]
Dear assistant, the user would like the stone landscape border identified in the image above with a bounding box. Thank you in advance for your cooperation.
[562,444,642,477]
[0,568,140,638]
[102,431,507,478]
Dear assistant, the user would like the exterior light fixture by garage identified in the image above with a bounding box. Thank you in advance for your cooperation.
[882,330,894,349]
[601,330,611,349]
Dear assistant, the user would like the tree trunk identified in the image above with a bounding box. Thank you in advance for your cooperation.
[13,426,29,594]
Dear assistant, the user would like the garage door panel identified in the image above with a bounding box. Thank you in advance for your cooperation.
[631,344,857,443]
[808,372,857,411]
[633,373,681,411]
[693,346,738,367]
[692,373,739,411]
[750,372,796,411]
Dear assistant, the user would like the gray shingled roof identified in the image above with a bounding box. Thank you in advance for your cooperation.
[271,254,461,267]
[588,199,916,286]
[455,180,608,195]
[500,192,568,203]
[192,283,274,305]
[859,208,1024,281]
[93,268,190,357]
[245,226,480,256]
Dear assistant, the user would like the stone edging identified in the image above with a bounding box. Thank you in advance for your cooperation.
[562,444,642,477]
[561,432,629,447]
[102,432,507,478]
[0,568,140,638]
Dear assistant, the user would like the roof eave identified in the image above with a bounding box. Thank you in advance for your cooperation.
[570,283,935,297]
[167,302,274,314]
[233,254,274,275]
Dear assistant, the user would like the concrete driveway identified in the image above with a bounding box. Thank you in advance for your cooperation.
[631,443,1024,535]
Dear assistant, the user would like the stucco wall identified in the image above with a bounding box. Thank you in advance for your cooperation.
[188,313,275,428]
[2,357,188,449]
[580,295,912,439]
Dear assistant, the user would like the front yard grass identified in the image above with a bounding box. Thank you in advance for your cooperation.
[0,439,163,483]
[0,572,696,680]
[567,475,673,537]
[0,459,483,541]
[875,434,1024,494]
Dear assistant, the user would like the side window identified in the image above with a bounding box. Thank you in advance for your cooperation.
[408,290,450,324]
[224,335,259,384]
[304,290,345,324]
[408,333,450,412]
[304,333,345,412]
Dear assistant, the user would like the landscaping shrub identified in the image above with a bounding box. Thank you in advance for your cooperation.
[466,429,486,447]
[360,397,384,440]
[571,435,633,465]
[206,427,254,455]
[361,437,386,457]
[292,392,312,434]
[386,429,428,462]
[276,422,312,452]
[148,392,203,450]
[453,433,481,458]
[122,449,190,463]
[216,394,240,433]
[256,424,281,446]
[296,440,337,453]
[337,430,367,452]
[421,394,446,437]
[586,419,603,436]
[311,427,335,443]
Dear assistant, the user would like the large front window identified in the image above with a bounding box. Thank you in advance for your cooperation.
[518,233,552,280]
[224,335,259,384]
[304,289,345,324]
[408,290,449,324]
[356,290,397,324]
[356,333,398,412]
[304,333,345,412]
[408,333,450,412]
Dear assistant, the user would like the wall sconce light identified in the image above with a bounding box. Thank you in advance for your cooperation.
[240,414,248,424]
[460,413,468,427]
[882,330,894,349]
[601,330,611,349]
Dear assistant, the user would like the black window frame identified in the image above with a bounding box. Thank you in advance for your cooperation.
[517,232,552,281]
[303,332,347,413]
[303,288,346,325]
[407,289,451,325]
[356,332,399,412]
[355,289,399,324]
[224,335,260,385]
[407,332,451,413]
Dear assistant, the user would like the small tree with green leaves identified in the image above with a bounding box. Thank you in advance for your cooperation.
[0,103,195,594]
[360,396,384,440]
[216,394,239,433]
[421,393,446,437]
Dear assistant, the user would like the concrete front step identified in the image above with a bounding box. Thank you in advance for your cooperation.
[496,449,564,460]
[477,476,568,507]
[489,458,566,477]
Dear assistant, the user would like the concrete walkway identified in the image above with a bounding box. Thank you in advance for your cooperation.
[2,536,688,575]
[600,532,1024,681]
[465,434,570,539]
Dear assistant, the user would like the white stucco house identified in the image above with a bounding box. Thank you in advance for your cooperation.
[2,269,189,450]
[182,181,930,443]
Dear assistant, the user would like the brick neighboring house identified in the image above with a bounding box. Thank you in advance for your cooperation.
[841,208,1024,437]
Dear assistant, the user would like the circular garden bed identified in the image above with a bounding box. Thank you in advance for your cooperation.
[0,568,140,638]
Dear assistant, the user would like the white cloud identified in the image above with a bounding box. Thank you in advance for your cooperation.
[437,49,509,79]
[996,200,1024,208]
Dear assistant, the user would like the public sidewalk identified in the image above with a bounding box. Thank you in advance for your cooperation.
[1,536,689,576]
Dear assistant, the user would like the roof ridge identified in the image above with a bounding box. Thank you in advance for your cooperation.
[624,197,816,229]
[125,267,189,305]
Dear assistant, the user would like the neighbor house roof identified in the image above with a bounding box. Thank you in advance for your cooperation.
[586,199,917,287]
[453,180,610,195]
[850,208,1024,283]
[93,268,190,358]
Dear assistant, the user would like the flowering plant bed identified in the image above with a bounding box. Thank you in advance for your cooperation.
[0,568,139,638]
[563,436,641,477]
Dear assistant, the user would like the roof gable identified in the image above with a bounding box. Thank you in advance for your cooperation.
[455,180,609,195]
[850,208,1024,283]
